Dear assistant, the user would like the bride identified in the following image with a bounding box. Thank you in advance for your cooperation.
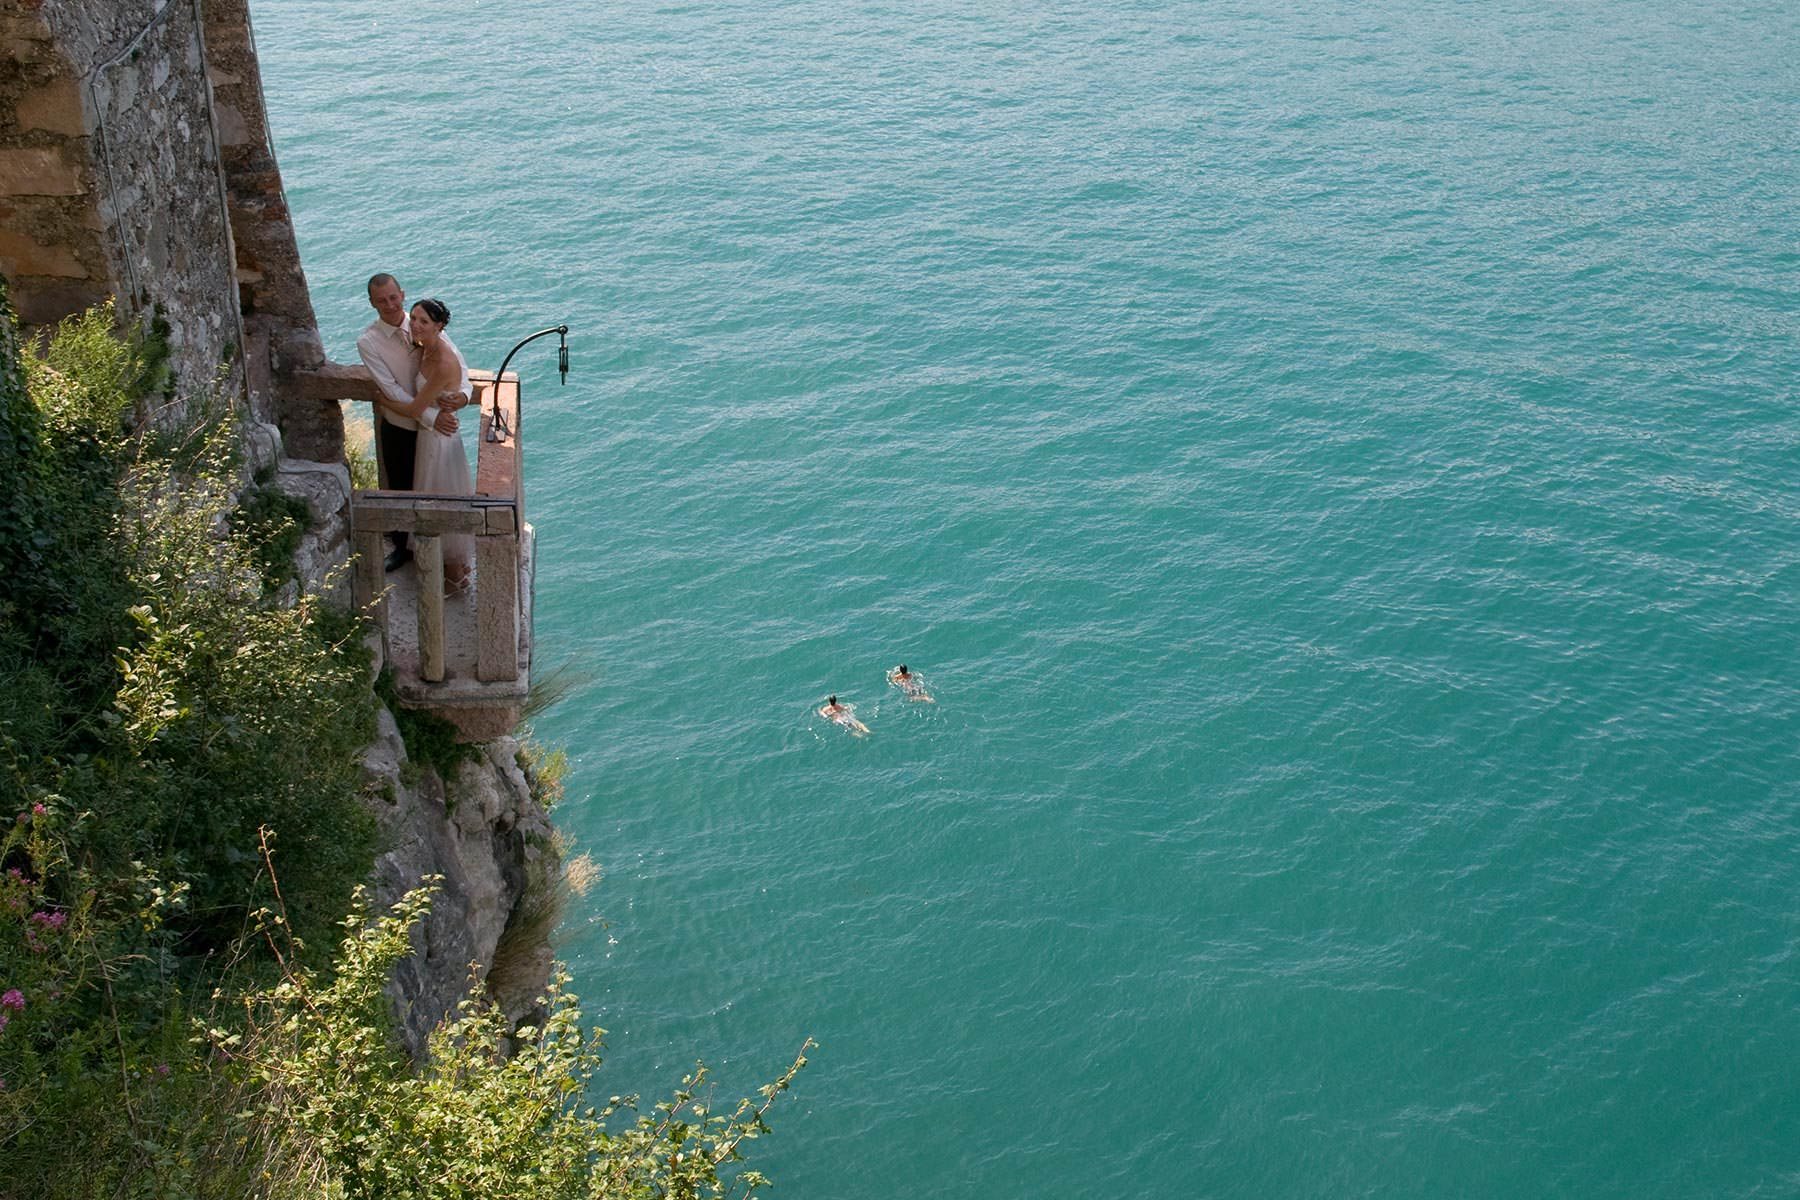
[385,297,474,591]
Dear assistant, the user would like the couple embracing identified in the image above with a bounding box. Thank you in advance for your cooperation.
[357,272,474,591]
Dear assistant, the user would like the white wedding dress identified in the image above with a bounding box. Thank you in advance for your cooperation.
[411,365,475,583]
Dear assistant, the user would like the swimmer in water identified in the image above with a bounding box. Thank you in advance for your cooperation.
[888,664,935,702]
[818,694,870,736]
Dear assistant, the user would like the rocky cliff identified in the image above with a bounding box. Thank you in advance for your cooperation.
[277,444,558,1054]
[0,0,560,1051]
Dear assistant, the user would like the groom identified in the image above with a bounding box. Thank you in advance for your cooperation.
[356,272,470,571]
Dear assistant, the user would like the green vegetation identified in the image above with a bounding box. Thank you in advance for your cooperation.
[0,284,803,1197]
[234,470,315,589]
[1,298,378,952]
[344,420,379,490]
[376,666,482,786]
[216,881,809,1200]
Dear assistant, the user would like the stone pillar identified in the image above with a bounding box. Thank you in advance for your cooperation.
[202,0,340,464]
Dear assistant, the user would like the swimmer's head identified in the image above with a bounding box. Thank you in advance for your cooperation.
[898,664,908,675]
[828,695,837,706]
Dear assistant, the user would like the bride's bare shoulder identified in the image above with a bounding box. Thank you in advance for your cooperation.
[423,341,457,375]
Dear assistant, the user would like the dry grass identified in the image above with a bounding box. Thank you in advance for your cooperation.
[341,404,378,489]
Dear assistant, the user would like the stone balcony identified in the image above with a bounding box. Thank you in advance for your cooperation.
[295,364,535,741]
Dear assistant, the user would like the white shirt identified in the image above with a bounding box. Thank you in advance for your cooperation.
[356,315,469,433]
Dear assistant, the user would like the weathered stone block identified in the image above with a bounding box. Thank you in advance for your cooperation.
[213,100,250,146]
[442,705,525,744]
[0,147,83,196]
[15,76,89,136]
[275,456,351,526]
[11,278,106,326]
[0,229,85,277]
[0,15,52,39]
[2,15,52,64]
[243,420,281,473]
[277,457,352,603]
[295,360,384,402]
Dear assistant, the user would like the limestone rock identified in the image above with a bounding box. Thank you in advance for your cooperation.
[274,456,350,604]
[367,724,557,1056]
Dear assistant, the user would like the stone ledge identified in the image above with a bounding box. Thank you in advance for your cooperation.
[295,359,382,401]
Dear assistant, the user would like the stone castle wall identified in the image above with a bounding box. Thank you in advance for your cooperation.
[0,0,340,458]
[1,0,242,421]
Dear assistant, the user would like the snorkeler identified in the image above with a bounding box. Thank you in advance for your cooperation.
[887,664,935,703]
[819,694,870,736]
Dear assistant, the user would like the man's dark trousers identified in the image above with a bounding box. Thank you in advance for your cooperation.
[378,417,418,552]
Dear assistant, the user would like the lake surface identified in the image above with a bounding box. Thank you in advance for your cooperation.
[258,2,1800,1195]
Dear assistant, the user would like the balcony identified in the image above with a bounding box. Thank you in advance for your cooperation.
[297,364,535,741]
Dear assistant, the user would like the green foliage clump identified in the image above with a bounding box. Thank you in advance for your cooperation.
[1,301,142,737]
[214,881,809,1200]
[233,474,314,590]
[518,736,570,812]
[0,806,205,1198]
[376,667,481,786]
[344,425,379,490]
[107,455,376,938]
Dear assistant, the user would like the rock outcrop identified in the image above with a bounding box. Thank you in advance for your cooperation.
[361,709,558,1054]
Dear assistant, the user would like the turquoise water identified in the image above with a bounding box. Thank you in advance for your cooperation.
[259,2,1800,1195]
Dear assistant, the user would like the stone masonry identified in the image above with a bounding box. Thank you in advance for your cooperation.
[200,0,339,460]
[0,0,342,458]
[0,0,243,425]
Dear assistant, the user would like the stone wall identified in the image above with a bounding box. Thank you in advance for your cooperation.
[201,0,339,460]
[0,0,244,423]
[0,0,343,459]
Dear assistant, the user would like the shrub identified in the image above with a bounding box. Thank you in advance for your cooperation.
[211,880,809,1200]
[233,477,314,590]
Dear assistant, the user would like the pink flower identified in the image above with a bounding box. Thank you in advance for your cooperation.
[31,803,46,816]
[28,911,66,933]
[0,990,22,1012]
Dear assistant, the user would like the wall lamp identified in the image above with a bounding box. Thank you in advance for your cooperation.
[487,324,569,443]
